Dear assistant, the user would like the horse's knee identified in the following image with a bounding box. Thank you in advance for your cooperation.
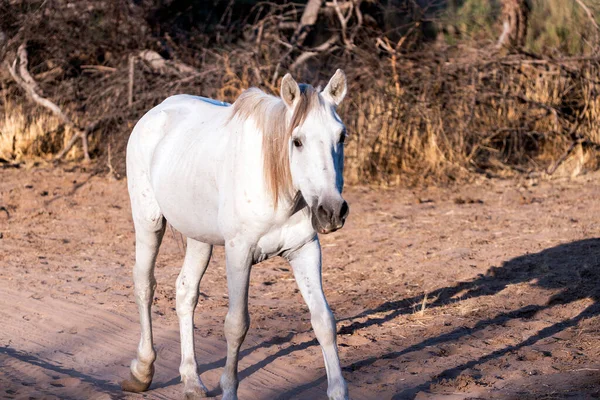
[310,305,336,343]
[176,295,195,318]
[311,305,334,326]
[133,274,156,303]
[176,277,198,317]
[224,312,249,344]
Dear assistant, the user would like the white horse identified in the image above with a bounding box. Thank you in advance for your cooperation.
[121,70,350,400]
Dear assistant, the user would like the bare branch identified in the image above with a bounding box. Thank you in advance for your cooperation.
[17,43,41,94]
[54,119,103,161]
[128,55,135,108]
[497,20,511,49]
[324,1,353,12]
[290,51,318,70]
[332,0,355,49]
[575,0,599,34]
[290,34,339,70]
[5,56,71,126]
[350,0,363,43]
[293,0,322,45]
[5,43,94,162]
[80,65,116,73]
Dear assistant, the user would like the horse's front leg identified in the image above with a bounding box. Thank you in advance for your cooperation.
[287,238,348,400]
[220,241,253,400]
[176,238,213,399]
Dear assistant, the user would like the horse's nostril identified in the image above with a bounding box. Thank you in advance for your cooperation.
[317,204,330,220]
[339,201,349,220]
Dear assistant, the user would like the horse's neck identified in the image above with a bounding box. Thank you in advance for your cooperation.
[224,116,298,224]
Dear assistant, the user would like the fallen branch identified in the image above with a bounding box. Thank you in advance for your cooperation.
[5,42,97,162]
[80,65,117,73]
[34,66,65,81]
[138,50,198,76]
[54,119,103,161]
[6,61,58,118]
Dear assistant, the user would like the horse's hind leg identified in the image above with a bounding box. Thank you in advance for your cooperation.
[177,238,212,399]
[121,215,166,392]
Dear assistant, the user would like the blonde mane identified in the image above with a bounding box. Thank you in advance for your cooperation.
[230,85,320,208]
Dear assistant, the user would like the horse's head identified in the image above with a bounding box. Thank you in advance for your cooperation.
[281,70,349,234]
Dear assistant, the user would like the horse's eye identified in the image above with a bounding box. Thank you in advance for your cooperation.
[339,131,346,145]
[293,138,303,148]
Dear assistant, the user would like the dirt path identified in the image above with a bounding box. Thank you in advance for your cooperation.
[2,166,600,399]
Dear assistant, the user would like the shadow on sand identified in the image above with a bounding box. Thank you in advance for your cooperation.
[248,238,600,399]
[0,346,122,398]
[7,239,598,399]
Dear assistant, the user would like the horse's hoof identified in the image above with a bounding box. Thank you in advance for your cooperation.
[221,393,238,400]
[184,382,209,399]
[121,372,152,393]
[184,393,208,400]
[327,381,349,400]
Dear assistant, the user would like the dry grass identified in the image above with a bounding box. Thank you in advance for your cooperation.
[3,50,599,184]
[1,1,599,185]
[0,100,80,161]
[339,49,600,185]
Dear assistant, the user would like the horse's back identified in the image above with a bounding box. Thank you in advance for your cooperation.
[127,94,232,243]
[127,94,230,172]
[161,94,230,108]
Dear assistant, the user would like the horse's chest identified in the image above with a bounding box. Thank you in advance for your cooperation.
[253,217,314,263]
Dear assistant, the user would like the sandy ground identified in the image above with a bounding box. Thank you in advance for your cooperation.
[1,165,600,400]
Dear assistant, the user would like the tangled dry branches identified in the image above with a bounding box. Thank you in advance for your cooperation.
[0,1,599,184]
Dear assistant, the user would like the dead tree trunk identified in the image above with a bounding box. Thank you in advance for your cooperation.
[498,0,531,49]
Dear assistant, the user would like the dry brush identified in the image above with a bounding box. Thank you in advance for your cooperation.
[0,0,599,185]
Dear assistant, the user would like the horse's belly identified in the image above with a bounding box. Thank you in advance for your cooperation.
[169,208,225,245]
[150,132,226,245]
[153,180,225,245]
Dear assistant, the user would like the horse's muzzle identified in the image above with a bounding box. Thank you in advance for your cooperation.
[311,198,349,234]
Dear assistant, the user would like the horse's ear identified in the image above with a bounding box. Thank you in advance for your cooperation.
[281,73,300,108]
[322,69,347,106]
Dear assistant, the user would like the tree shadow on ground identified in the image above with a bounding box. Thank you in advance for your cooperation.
[270,238,600,399]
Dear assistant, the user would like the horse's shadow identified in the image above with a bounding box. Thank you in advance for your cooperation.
[354,237,600,328]
[244,238,600,399]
